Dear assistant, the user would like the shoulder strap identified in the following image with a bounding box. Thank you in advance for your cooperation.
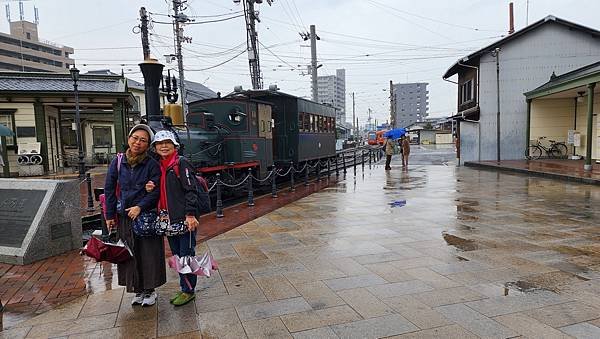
[116,152,123,175]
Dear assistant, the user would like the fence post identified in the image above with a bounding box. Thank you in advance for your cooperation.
[271,167,278,198]
[317,161,321,181]
[290,161,295,192]
[353,149,357,172]
[247,168,255,206]
[335,154,339,177]
[369,149,372,165]
[216,173,224,218]
[343,152,347,174]
[304,163,309,186]
[327,158,331,178]
[86,172,94,212]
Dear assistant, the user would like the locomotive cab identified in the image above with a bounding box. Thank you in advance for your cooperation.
[187,98,274,178]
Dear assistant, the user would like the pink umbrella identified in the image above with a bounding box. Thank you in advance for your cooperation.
[168,251,219,277]
[167,232,219,291]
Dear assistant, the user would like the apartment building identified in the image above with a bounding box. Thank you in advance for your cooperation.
[0,20,74,72]
[393,82,429,128]
[317,69,346,124]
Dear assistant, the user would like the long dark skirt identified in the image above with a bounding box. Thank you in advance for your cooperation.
[117,217,166,293]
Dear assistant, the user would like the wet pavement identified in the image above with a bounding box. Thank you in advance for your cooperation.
[3,146,600,338]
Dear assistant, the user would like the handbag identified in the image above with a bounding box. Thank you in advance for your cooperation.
[82,236,132,264]
[158,209,188,236]
[132,210,161,237]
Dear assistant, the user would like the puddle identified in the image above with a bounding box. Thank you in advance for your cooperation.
[388,200,407,208]
[456,256,469,261]
[442,232,478,251]
[504,280,541,294]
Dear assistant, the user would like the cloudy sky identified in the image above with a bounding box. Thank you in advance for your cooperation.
[2,0,597,125]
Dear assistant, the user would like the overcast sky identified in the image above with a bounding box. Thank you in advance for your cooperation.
[2,0,597,125]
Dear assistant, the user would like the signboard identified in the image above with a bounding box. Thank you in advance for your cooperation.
[0,189,46,248]
[567,130,575,145]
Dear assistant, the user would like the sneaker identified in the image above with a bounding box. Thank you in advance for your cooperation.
[172,292,195,307]
[141,291,157,307]
[131,293,143,306]
[170,291,183,304]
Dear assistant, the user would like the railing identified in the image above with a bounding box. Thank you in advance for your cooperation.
[88,146,384,226]
[206,145,384,218]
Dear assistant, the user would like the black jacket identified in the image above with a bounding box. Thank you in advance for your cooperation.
[164,157,199,222]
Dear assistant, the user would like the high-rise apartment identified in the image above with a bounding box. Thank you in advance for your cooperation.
[393,82,429,128]
[317,69,346,124]
[0,21,74,72]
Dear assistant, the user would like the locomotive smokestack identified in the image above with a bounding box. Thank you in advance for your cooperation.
[139,59,164,128]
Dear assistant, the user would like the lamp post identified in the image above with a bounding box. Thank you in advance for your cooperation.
[70,66,85,178]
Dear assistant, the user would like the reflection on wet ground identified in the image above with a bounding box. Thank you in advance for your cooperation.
[4,149,600,338]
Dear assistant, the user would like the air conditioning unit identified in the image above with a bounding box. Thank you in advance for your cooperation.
[17,142,44,176]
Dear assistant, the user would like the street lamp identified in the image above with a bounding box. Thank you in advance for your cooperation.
[70,66,85,178]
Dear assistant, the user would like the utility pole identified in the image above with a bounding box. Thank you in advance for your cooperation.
[492,48,501,163]
[243,0,262,89]
[367,108,372,131]
[139,7,150,60]
[172,0,189,117]
[310,25,318,102]
[352,92,355,136]
[389,80,395,128]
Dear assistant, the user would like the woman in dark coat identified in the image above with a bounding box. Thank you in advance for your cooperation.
[147,130,199,306]
[104,124,165,307]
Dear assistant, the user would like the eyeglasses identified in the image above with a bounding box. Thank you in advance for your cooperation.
[130,135,149,144]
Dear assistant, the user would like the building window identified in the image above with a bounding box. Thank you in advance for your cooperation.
[460,79,474,104]
[0,112,15,147]
[93,127,112,147]
[61,124,77,148]
[26,32,31,40]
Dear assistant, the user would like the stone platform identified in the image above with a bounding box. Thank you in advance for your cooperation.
[2,151,600,338]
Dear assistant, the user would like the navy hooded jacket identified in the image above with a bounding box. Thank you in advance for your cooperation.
[104,153,161,220]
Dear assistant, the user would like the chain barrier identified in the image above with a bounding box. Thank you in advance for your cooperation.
[219,174,250,188]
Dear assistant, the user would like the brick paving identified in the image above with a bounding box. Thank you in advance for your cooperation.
[3,150,600,338]
[0,172,334,329]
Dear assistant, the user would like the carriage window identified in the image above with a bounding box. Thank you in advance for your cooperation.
[298,113,304,132]
[310,114,315,132]
[304,113,310,131]
[318,116,323,133]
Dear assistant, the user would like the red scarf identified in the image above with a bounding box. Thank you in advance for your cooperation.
[158,150,178,211]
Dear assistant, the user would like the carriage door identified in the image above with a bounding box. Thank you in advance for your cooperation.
[257,104,272,139]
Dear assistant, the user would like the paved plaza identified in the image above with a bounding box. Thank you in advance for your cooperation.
[2,147,600,338]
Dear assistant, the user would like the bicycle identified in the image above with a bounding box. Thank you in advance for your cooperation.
[526,136,568,160]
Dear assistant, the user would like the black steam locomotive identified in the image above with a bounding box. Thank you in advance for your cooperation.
[141,61,338,180]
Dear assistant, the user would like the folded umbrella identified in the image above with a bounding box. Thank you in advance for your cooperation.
[82,235,132,264]
[168,232,219,283]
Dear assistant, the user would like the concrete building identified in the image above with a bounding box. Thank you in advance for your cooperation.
[444,16,600,165]
[0,20,74,72]
[393,82,429,128]
[317,69,346,124]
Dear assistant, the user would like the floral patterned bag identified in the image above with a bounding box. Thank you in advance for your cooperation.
[157,209,187,236]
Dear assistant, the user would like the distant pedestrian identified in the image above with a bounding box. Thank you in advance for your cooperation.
[384,136,395,170]
[104,124,165,307]
[401,136,411,168]
[147,130,200,307]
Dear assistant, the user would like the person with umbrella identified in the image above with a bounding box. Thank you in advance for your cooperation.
[147,130,200,306]
[383,135,396,170]
[104,124,165,307]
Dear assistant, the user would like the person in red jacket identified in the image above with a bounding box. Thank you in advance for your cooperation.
[146,130,200,306]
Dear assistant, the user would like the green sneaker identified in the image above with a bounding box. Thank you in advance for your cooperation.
[172,292,195,306]
[169,291,183,304]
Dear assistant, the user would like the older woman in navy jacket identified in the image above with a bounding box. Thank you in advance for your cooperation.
[104,124,165,307]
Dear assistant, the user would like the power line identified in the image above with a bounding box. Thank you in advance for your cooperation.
[367,0,504,33]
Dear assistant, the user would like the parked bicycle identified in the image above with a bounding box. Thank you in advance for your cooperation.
[527,136,568,160]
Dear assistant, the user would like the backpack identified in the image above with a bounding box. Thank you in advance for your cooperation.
[172,156,212,215]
